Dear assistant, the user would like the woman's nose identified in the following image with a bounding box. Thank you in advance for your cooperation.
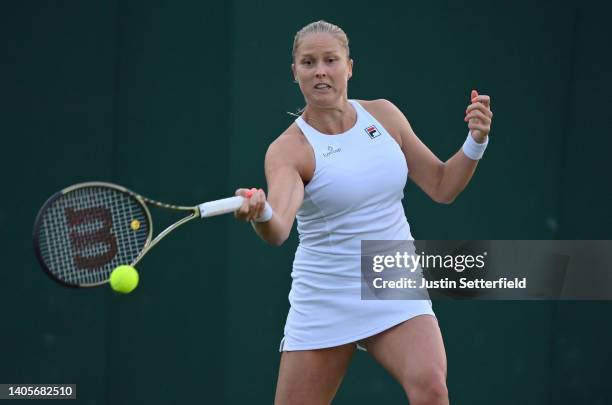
[315,64,327,78]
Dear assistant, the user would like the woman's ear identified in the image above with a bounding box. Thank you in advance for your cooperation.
[291,63,297,82]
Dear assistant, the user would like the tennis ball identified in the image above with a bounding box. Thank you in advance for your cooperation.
[110,265,139,293]
[130,219,141,230]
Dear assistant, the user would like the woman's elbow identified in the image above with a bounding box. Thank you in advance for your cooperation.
[439,196,456,205]
[266,235,287,247]
[432,192,456,205]
[264,229,291,247]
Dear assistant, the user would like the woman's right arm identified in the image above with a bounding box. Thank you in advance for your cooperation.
[234,135,305,246]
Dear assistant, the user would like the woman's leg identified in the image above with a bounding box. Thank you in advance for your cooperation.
[363,315,449,405]
[274,343,356,405]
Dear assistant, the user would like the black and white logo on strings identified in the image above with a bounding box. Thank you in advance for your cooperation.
[365,125,381,139]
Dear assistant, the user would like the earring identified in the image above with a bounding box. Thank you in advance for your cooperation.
[293,78,298,83]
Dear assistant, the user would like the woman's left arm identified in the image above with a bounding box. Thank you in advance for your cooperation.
[435,90,492,203]
[374,90,492,204]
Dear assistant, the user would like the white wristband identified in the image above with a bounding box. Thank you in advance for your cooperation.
[462,131,489,160]
[253,202,273,223]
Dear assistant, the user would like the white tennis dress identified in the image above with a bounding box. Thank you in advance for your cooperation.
[279,100,434,351]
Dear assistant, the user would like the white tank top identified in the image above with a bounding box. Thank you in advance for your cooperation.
[295,99,413,255]
[281,100,433,351]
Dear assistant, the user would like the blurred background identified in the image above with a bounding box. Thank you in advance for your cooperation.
[2,0,611,403]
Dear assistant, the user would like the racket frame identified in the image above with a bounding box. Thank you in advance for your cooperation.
[33,181,202,287]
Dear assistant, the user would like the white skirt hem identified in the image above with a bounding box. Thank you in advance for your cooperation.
[279,309,436,352]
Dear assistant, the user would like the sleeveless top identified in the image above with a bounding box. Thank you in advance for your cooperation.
[280,99,434,351]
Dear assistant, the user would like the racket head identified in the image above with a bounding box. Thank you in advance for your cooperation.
[33,182,153,287]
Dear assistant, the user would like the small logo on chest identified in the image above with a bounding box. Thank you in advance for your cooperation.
[365,125,381,139]
[322,144,342,157]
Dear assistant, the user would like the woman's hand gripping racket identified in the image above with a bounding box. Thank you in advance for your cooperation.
[32,182,245,287]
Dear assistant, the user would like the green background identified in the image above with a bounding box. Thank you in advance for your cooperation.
[1,0,611,403]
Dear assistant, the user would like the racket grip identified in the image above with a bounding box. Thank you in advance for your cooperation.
[198,196,245,218]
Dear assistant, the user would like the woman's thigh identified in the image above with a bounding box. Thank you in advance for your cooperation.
[274,343,356,405]
[362,315,448,402]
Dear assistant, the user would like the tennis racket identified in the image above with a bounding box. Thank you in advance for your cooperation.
[33,181,244,287]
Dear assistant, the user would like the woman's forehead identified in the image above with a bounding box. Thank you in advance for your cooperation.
[296,33,343,55]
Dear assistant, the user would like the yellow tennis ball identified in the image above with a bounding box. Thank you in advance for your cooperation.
[110,265,139,293]
[130,219,141,230]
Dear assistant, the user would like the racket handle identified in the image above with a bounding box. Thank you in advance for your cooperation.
[198,196,245,218]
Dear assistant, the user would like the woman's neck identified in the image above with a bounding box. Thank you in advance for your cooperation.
[302,99,356,135]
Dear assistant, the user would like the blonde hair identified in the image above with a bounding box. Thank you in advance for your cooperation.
[292,20,350,61]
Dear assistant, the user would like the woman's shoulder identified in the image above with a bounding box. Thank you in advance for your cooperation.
[354,98,403,118]
[266,123,311,162]
[265,122,314,181]
[354,99,406,144]
[272,122,309,149]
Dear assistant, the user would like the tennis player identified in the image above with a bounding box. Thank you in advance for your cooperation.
[235,20,492,405]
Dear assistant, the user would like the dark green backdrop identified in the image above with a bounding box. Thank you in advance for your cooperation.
[1,0,611,404]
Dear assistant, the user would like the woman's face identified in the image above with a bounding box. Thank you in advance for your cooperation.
[292,33,353,108]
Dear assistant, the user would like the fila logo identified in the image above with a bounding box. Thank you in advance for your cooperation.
[365,125,381,139]
[323,144,342,157]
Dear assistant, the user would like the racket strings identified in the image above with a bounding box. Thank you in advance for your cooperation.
[37,187,150,286]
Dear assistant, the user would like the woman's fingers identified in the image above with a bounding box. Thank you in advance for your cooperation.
[471,95,491,108]
[244,188,256,221]
[468,121,490,133]
[464,109,491,124]
[234,187,267,221]
[470,89,491,107]
[254,188,266,220]
[235,188,253,220]
[466,102,493,118]
[234,188,249,197]
[467,90,492,139]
